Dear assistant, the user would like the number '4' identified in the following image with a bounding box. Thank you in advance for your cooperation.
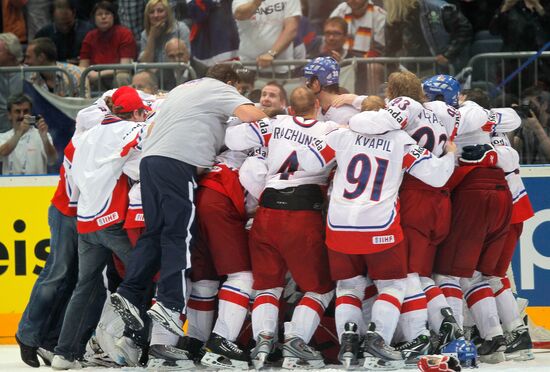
[279,151,299,180]
[343,154,389,200]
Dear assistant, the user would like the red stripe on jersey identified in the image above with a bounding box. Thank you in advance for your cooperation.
[298,296,325,318]
[401,297,427,314]
[219,288,250,309]
[187,298,216,312]
[441,287,463,300]
[253,294,279,310]
[402,152,417,169]
[511,194,534,224]
[120,132,140,157]
[335,295,362,309]
[466,287,493,308]
[377,293,401,311]
[494,277,511,297]
[365,285,378,300]
[320,144,336,164]
[425,286,444,302]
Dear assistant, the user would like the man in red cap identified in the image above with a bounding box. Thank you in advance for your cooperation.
[51,86,151,369]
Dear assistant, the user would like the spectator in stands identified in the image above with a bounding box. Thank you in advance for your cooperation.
[186,0,240,66]
[0,32,23,133]
[138,0,190,63]
[79,1,137,90]
[24,37,83,98]
[118,0,148,43]
[309,16,348,61]
[305,0,345,35]
[232,0,302,73]
[384,0,473,73]
[0,93,57,175]
[1,0,27,43]
[131,70,159,94]
[330,0,386,94]
[449,0,501,33]
[259,80,288,116]
[160,37,196,90]
[35,0,95,65]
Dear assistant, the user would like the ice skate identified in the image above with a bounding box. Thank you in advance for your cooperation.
[177,336,205,363]
[478,334,506,364]
[281,336,325,369]
[201,333,249,370]
[338,322,360,369]
[146,344,195,370]
[504,325,534,361]
[250,332,276,370]
[51,355,81,370]
[147,302,185,337]
[362,323,405,371]
[110,293,144,331]
[395,333,431,367]
[437,307,464,351]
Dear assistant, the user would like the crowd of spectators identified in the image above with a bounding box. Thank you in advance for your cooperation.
[1,0,550,169]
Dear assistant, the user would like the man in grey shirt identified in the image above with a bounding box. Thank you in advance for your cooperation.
[111,65,266,361]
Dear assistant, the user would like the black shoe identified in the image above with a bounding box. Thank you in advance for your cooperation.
[15,335,39,368]
[505,325,534,361]
[177,336,205,363]
[338,322,360,369]
[437,307,464,351]
[478,334,506,364]
[395,334,431,367]
[201,333,249,369]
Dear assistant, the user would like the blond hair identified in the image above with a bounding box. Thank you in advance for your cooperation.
[144,0,176,35]
[383,0,419,25]
[386,71,426,102]
[361,95,386,112]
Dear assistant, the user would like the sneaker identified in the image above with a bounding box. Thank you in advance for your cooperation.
[15,335,39,368]
[110,293,144,331]
[51,355,82,370]
[282,336,324,369]
[147,302,185,337]
[201,333,249,370]
[362,323,404,370]
[504,325,534,361]
[394,333,431,367]
[478,334,506,364]
[146,344,195,370]
[37,348,54,366]
[338,322,360,369]
[176,336,205,363]
[250,332,276,370]
[437,307,464,351]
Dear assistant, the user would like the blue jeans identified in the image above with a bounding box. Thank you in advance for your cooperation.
[54,223,134,360]
[17,205,78,348]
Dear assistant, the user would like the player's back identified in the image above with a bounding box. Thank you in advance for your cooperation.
[265,115,337,189]
[404,105,448,157]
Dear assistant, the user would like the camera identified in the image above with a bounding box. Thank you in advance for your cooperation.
[513,99,536,119]
[26,115,37,126]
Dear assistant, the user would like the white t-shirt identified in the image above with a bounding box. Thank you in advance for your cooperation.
[232,0,301,72]
[0,128,53,175]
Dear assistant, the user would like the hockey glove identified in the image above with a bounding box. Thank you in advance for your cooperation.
[417,355,462,372]
[459,144,498,167]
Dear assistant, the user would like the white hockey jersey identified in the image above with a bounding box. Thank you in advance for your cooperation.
[225,115,340,190]
[300,128,455,254]
[73,114,147,233]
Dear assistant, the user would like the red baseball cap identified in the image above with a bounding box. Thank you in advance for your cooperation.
[112,86,151,113]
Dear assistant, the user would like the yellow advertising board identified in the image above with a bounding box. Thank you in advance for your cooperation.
[0,176,57,344]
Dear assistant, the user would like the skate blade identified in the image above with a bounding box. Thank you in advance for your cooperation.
[363,356,405,370]
[340,353,358,369]
[282,356,325,369]
[505,349,535,361]
[201,351,249,370]
[479,351,505,364]
[252,352,267,370]
[146,358,195,371]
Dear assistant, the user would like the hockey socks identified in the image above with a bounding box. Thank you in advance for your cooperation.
[285,290,334,343]
[435,274,464,328]
[372,278,406,345]
[396,273,429,343]
[212,271,253,342]
[335,276,368,341]
[186,280,218,342]
[488,276,524,332]
[421,275,450,332]
[252,287,283,340]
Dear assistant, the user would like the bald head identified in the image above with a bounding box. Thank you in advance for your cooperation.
[164,38,189,63]
[289,87,317,117]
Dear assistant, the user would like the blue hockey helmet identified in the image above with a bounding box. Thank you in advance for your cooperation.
[422,74,461,108]
[441,339,478,368]
[303,56,340,87]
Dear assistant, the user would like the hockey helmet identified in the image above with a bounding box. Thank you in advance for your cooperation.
[423,75,461,108]
[441,339,478,368]
[303,56,340,87]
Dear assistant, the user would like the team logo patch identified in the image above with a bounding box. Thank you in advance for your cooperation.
[97,212,119,226]
[372,235,395,245]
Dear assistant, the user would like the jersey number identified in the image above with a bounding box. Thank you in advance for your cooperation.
[411,126,447,152]
[343,154,389,200]
[278,151,299,180]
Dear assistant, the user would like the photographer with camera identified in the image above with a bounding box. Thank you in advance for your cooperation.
[0,93,57,175]
[511,88,550,164]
